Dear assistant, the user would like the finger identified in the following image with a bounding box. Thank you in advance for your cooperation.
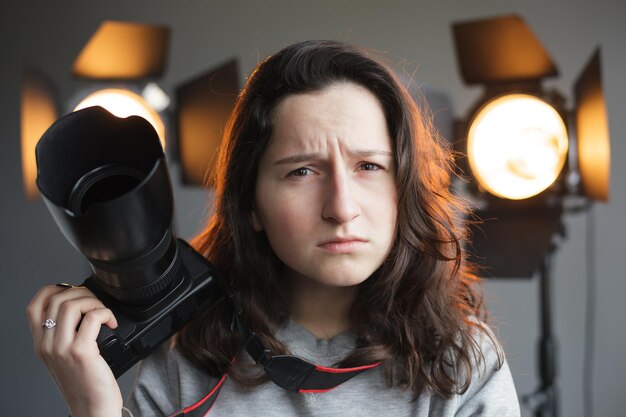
[53,297,114,351]
[45,287,97,319]
[74,308,118,353]
[40,287,100,354]
[26,285,66,348]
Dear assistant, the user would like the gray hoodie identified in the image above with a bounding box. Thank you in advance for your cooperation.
[123,319,520,417]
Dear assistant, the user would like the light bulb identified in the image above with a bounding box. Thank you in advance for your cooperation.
[467,94,568,200]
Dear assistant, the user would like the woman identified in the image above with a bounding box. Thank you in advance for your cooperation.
[27,40,520,416]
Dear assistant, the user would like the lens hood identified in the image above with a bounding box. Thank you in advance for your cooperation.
[36,106,178,303]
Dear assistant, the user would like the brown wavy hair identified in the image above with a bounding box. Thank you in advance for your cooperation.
[176,40,499,399]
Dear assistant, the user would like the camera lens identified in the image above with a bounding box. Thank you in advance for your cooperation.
[69,165,145,215]
[36,106,181,308]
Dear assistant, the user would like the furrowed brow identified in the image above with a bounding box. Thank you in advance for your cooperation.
[350,149,393,158]
[273,149,392,165]
[274,153,322,165]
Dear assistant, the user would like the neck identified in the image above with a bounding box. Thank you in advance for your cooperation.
[288,272,358,340]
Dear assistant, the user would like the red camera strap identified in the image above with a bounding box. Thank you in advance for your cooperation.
[170,287,381,416]
[170,359,380,417]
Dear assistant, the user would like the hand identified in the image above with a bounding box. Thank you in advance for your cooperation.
[26,285,123,417]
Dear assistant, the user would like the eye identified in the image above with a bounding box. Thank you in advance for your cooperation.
[287,167,314,177]
[358,162,383,171]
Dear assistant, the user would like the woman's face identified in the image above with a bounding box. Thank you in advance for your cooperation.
[252,82,398,287]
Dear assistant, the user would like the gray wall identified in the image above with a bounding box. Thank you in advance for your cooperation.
[1,1,624,416]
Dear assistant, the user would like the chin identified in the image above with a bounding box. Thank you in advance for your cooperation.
[285,257,381,288]
[312,268,374,288]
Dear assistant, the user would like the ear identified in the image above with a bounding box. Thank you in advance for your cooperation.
[251,210,264,232]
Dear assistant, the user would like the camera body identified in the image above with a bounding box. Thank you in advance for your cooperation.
[83,239,222,378]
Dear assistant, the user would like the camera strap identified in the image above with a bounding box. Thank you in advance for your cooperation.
[169,290,381,417]
[231,303,381,393]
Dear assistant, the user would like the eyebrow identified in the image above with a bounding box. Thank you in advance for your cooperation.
[273,150,393,165]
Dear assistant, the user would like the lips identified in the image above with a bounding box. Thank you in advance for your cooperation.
[317,236,368,254]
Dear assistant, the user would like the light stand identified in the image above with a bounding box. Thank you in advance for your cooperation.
[523,243,560,417]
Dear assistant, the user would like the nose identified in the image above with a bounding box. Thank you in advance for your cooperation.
[321,168,361,224]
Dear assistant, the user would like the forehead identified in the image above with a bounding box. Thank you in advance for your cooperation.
[266,82,391,155]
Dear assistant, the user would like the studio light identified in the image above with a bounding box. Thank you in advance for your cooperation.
[467,93,569,200]
[451,14,612,417]
[451,14,611,278]
[21,20,240,200]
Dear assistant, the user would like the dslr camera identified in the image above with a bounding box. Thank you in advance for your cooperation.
[36,107,222,377]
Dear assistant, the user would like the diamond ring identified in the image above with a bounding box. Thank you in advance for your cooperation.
[56,283,85,289]
[42,319,57,329]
